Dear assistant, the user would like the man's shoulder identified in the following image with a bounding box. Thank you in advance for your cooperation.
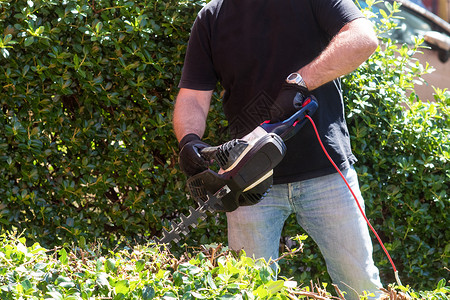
[198,0,224,18]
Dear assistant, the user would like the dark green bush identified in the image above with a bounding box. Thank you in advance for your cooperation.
[0,0,227,248]
[344,1,449,289]
[0,0,448,292]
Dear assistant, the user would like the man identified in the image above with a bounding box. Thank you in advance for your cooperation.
[173,0,382,298]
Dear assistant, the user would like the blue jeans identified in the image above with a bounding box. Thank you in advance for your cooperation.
[226,166,382,299]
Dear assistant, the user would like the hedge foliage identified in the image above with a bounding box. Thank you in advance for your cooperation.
[0,0,228,248]
[342,1,449,288]
[0,0,448,293]
[1,234,449,299]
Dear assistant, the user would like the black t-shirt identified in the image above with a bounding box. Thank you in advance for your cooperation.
[179,0,363,184]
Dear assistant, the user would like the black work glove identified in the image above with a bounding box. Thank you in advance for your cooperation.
[178,134,211,177]
[272,82,310,121]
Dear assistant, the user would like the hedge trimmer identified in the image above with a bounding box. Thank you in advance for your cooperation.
[153,96,318,245]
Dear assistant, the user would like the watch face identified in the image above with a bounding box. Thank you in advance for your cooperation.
[286,72,308,90]
[287,73,299,82]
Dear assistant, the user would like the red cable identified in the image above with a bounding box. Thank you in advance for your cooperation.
[305,114,398,275]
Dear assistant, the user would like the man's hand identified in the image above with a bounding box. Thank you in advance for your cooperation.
[272,82,310,121]
[174,89,214,176]
[178,133,211,176]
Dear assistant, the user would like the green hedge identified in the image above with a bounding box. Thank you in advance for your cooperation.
[0,0,227,248]
[1,234,449,299]
[343,1,449,288]
[0,0,448,292]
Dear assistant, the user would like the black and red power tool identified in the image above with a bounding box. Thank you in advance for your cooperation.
[155,96,318,245]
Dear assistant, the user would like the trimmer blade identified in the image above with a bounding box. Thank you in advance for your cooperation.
[153,189,225,247]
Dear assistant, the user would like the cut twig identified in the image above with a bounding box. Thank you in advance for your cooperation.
[332,284,346,300]
[269,244,304,264]
[289,290,332,300]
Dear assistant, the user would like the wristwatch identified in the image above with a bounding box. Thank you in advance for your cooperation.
[286,72,308,90]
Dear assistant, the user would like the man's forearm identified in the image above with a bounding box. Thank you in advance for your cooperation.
[299,18,378,91]
[173,88,213,142]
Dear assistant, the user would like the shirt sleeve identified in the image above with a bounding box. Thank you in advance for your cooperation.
[312,0,364,37]
[178,10,218,91]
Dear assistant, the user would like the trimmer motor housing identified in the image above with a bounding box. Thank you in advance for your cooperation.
[187,96,318,213]
[187,133,286,212]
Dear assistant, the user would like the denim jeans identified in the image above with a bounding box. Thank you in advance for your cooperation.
[226,166,383,299]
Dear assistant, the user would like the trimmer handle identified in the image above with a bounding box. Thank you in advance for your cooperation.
[199,146,219,161]
[199,96,318,160]
[260,96,318,141]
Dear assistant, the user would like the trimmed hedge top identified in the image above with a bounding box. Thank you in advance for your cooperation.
[1,234,449,299]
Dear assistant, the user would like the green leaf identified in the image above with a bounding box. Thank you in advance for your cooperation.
[36,26,45,35]
[46,291,63,300]
[21,279,33,292]
[254,285,268,298]
[384,1,394,13]
[106,258,117,273]
[136,259,145,272]
[24,36,34,46]
[178,263,202,275]
[79,236,86,249]
[162,292,177,298]
[58,248,68,265]
[266,280,285,295]
[1,48,9,58]
[59,280,75,289]
[206,272,217,289]
[219,294,243,300]
[379,9,388,20]
[96,259,104,272]
[115,279,129,295]
[142,285,155,300]
[73,54,79,67]
[77,69,86,78]
[96,272,110,288]
[4,34,12,44]
[191,291,206,299]
[95,22,103,33]
[259,266,272,284]
[437,278,446,289]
